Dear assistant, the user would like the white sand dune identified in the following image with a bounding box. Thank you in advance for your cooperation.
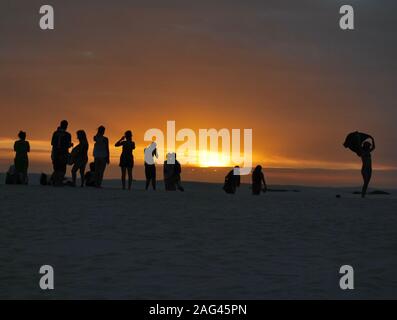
[0,177,396,299]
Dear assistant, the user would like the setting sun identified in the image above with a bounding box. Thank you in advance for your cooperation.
[198,151,232,168]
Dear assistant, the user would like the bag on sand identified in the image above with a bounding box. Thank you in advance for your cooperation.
[5,165,19,185]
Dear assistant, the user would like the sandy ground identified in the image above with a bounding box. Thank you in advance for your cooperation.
[0,177,397,299]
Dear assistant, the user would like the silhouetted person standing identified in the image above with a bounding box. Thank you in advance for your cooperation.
[71,130,89,187]
[223,166,241,194]
[14,131,30,184]
[144,141,158,190]
[93,126,109,188]
[252,165,267,195]
[360,136,375,198]
[51,120,72,186]
[115,130,135,190]
[344,132,376,198]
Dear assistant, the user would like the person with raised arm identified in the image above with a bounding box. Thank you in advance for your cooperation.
[344,131,376,198]
[115,130,135,190]
[359,136,376,198]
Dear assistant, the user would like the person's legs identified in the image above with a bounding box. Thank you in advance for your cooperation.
[79,164,86,187]
[94,159,100,186]
[53,154,66,186]
[95,158,106,187]
[121,167,126,189]
[59,154,67,182]
[71,164,78,186]
[100,159,107,186]
[361,167,372,198]
[252,183,260,195]
[52,156,59,185]
[16,171,23,184]
[252,189,260,195]
[145,165,156,190]
[145,165,150,190]
[23,169,28,184]
[176,176,184,192]
[127,167,133,190]
[165,177,173,191]
[152,166,156,190]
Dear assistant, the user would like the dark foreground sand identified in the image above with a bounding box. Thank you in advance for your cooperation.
[0,179,396,299]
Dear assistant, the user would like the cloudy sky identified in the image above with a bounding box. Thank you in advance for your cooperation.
[0,0,396,184]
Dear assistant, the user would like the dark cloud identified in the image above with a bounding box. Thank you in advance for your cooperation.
[0,0,396,169]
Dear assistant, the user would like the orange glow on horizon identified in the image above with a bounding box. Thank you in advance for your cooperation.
[1,138,396,172]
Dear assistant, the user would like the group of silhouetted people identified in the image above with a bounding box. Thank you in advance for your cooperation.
[6,120,186,192]
[223,165,267,195]
[47,120,142,189]
[5,122,377,198]
[48,121,111,188]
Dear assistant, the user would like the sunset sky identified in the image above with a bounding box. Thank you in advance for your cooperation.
[1,0,396,185]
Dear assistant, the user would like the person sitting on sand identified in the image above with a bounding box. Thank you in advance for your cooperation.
[13,131,30,184]
[252,165,267,195]
[70,130,89,187]
[163,153,184,191]
[144,141,158,190]
[164,153,176,191]
[359,136,376,198]
[84,162,97,187]
[115,130,135,190]
[223,166,241,194]
[93,126,109,188]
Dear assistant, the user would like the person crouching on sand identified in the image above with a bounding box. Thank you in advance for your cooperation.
[164,153,176,191]
[252,165,267,195]
[223,166,240,194]
[13,131,30,184]
[163,153,184,191]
